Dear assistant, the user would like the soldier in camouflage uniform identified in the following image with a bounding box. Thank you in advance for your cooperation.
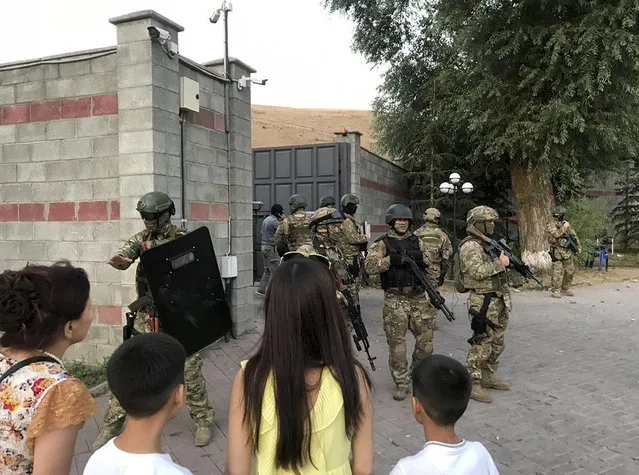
[274,194,313,255]
[338,194,369,306]
[415,208,452,328]
[93,192,214,449]
[547,205,582,298]
[365,204,434,401]
[459,206,512,403]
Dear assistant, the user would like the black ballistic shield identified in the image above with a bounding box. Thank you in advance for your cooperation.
[139,226,232,355]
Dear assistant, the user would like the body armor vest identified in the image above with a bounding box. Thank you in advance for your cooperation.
[379,234,423,290]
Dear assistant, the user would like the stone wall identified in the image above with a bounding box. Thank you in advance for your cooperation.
[0,10,254,362]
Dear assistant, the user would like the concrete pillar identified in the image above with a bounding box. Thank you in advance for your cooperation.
[205,57,255,336]
[335,128,363,198]
[109,10,184,306]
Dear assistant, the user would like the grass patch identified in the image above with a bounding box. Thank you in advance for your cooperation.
[67,358,109,388]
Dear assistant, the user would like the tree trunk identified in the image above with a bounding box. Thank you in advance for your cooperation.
[510,163,554,271]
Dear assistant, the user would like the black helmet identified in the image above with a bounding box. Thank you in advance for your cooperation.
[385,204,413,225]
[319,195,336,207]
[340,194,360,208]
[288,194,307,213]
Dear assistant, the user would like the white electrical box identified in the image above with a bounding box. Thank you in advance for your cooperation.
[180,76,200,112]
[220,255,238,278]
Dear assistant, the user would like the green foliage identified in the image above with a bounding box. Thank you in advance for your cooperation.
[67,358,109,389]
[612,164,639,250]
[565,197,612,253]
[326,0,639,249]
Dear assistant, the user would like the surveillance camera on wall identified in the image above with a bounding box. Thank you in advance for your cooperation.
[237,75,268,90]
[251,78,268,86]
[147,26,171,42]
[210,10,221,23]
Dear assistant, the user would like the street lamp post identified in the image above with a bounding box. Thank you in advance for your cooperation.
[439,173,474,277]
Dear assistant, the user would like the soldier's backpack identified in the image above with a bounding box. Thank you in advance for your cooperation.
[453,237,473,293]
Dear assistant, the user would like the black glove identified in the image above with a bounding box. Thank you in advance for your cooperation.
[389,254,406,267]
[437,273,446,286]
[359,242,368,252]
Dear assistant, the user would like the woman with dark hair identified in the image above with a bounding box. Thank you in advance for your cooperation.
[0,261,98,475]
[225,257,374,474]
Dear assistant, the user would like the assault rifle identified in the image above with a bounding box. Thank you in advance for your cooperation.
[123,294,159,342]
[564,233,580,255]
[341,287,377,371]
[403,256,456,322]
[467,226,548,290]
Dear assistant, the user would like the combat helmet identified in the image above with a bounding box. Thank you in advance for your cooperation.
[466,206,498,225]
[137,191,175,231]
[289,194,307,213]
[340,194,360,215]
[553,206,567,219]
[385,204,413,225]
[423,207,441,224]
[320,196,336,208]
[281,244,331,267]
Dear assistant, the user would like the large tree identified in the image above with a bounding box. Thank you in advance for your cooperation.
[612,161,639,250]
[327,0,639,268]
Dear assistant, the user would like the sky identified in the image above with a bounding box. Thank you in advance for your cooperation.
[2,0,383,110]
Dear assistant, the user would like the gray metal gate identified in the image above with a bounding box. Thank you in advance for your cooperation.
[253,143,350,281]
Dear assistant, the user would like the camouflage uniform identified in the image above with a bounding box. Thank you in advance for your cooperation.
[339,214,368,306]
[365,204,434,401]
[459,206,512,403]
[547,206,581,298]
[275,194,313,255]
[415,208,452,325]
[94,192,213,449]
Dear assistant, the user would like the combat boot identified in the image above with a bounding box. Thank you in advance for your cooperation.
[551,291,562,298]
[561,289,575,297]
[194,426,211,446]
[470,383,492,403]
[92,425,122,450]
[393,386,409,401]
[481,373,511,391]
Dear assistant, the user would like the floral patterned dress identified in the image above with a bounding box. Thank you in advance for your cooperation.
[0,353,98,475]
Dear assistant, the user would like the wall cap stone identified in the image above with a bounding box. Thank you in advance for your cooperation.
[109,10,185,32]
[204,57,256,74]
[0,47,117,70]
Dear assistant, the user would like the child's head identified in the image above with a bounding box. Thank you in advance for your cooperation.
[107,332,186,421]
[411,354,471,428]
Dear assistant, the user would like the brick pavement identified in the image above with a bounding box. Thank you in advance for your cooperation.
[72,281,639,474]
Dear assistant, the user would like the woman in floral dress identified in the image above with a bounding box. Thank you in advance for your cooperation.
[0,261,98,475]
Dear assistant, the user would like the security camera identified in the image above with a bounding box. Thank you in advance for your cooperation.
[251,78,268,86]
[210,10,221,23]
[147,26,171,43]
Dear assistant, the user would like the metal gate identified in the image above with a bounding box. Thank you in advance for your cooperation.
[252,143,350,281]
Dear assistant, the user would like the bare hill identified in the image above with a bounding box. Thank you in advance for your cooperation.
[251,104,378,151]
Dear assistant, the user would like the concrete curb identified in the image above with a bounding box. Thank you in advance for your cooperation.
[89,381,110,398]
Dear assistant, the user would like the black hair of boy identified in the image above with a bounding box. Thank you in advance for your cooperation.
[107,333,186,418]
[412,354,472,426]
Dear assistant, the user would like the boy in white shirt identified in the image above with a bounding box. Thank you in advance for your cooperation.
[84,333,193,475]
[390,354,499,475]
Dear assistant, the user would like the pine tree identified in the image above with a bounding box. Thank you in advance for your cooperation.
[612,163,639,251]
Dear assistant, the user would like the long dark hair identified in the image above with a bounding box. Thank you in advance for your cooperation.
[0,261,90,350]
[243,258,371,470]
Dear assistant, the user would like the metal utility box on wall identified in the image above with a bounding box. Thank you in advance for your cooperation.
[180,76,200,112]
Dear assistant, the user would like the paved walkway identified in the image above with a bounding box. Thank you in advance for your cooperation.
[72,281,639,474]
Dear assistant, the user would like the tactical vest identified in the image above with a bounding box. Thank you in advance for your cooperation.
[287,211,314,249]
[379,234,423,290]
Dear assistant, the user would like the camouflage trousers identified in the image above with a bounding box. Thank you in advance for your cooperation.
[382,292,435,389]
[101,313,214,433]
[551,256,575,293]
[466,293,510,383]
